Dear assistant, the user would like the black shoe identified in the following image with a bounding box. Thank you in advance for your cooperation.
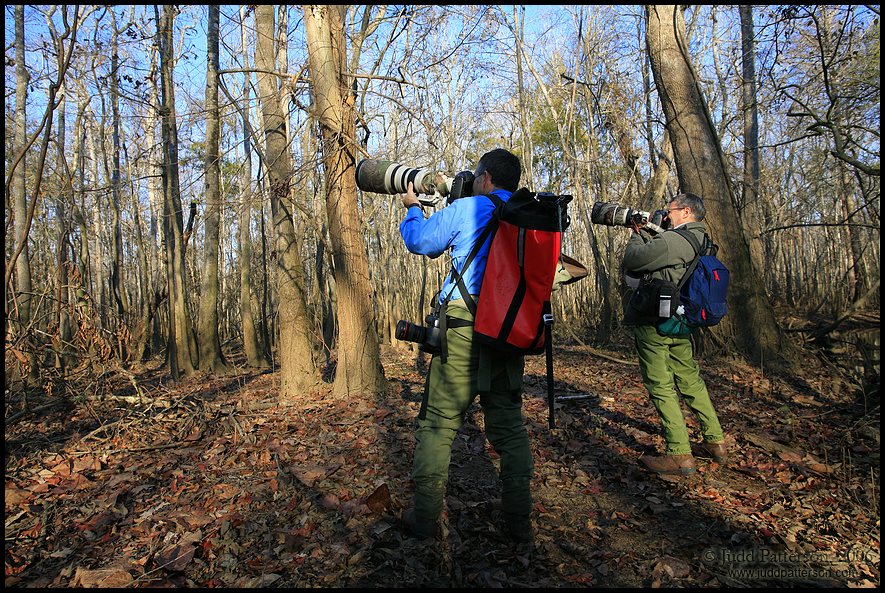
[403,508,437,540]
[503,514,533,544]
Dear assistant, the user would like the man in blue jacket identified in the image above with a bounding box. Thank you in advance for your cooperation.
[398,148,533,544]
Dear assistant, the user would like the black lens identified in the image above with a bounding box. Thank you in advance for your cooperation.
[395,320,427,344]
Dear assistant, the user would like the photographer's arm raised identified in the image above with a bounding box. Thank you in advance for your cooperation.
[623,232,673,274]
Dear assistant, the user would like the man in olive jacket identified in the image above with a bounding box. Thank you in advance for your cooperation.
[622,193,727,475]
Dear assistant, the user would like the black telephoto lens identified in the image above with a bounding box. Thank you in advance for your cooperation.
[395,320,427,344]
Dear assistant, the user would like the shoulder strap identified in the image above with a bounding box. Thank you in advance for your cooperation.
[671,228,703,291]
[673,227,702,256]
[445,194,503,316]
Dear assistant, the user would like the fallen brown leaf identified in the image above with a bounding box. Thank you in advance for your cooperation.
[72,566,134,588]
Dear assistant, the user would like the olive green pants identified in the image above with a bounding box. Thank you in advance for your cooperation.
[633,324,724,455]
[411,300,532,524]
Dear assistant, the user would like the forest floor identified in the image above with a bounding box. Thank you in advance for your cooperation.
[4,322,880,588]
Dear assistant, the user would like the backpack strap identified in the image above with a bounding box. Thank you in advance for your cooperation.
[671,228,704,291]
[446,193,504,316]
[438,193,503,362]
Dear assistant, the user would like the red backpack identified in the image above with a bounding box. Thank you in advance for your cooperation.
[446,189,572,427]
[473,190,569,353]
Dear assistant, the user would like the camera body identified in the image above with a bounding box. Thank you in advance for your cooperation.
[395,312,441,354]
[591,201,667,233]
[356,158,475,207]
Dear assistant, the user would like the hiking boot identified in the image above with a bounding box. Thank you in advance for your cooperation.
[695,441,728,464]
[640,453,697,476]
[403,507,437,540]
[503,514,533,544]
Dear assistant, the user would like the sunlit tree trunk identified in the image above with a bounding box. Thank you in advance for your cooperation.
[197,6,230,373]
[304,4,387,397]
[109,11,127,347]
[9,5,38,382]
[739,5,766,280]
[254,4,319,396]
[645,5,797,369]
[157,4,196,378]
[237,6,269,369]
[54,86,75,371]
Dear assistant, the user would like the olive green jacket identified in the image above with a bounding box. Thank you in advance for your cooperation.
[623,221,707,284]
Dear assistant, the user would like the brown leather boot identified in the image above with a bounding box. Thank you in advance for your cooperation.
[640,453,697,475]
[698,441,728,464]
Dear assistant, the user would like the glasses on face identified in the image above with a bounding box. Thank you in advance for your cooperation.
[666,206,687,215]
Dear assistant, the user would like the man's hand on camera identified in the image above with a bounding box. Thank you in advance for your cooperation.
[400,181,420,210]
[629,219,643,234]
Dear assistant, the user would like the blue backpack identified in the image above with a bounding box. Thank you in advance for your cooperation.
[672,229,729,327]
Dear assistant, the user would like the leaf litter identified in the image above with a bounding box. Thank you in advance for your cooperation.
[4,343,879,587]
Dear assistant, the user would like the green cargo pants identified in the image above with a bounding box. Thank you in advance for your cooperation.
[633,324,724,455]
[411,299,532,525]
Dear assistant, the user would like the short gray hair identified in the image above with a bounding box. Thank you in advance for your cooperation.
[671,192,706,221]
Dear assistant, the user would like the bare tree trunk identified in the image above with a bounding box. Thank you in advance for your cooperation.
[739,5,766,279]
[642,134,673,208]
[513,6,534,182]
[156,4,196,378]
[54,86,75,371]
[237,6,269,369]
[85,119,108,330]
[197,6,230,374]
[72,99,93,317]
[645,5,797,370]
[9,5,38,382]
[109,12,127,343]
[49,29,76,370]
[846,170,871,302]
[254,4,319,396]
[304,4,387,398]
[133,48,166,361]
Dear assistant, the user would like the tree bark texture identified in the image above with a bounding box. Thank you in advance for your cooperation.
[645,5,795,369]
[304,4,387,398]
[237,6,269,369]
[10,5,38,381]
[254,4,320,396]
[157,5,196,378]
[738,5,766,282]
[197,6,230,373]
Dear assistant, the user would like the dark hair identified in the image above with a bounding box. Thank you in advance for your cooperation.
[477,148,521,192]
[672,192,706,221]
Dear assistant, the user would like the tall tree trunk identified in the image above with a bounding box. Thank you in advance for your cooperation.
[237,6,269,369]
[157,4,196,378]
[840,167,869,304]
[10,5,38,382]
[85,119,108,331]
[134,48,166,361]
[254,4,319,396]
[72,100,93,319]
[54,86,75,371]
[197,6,230,373]
[514,6,534,182]
[645,5,797,370]
[739,5,766,280]
[304,4,387,397]
[109,12,127,344]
